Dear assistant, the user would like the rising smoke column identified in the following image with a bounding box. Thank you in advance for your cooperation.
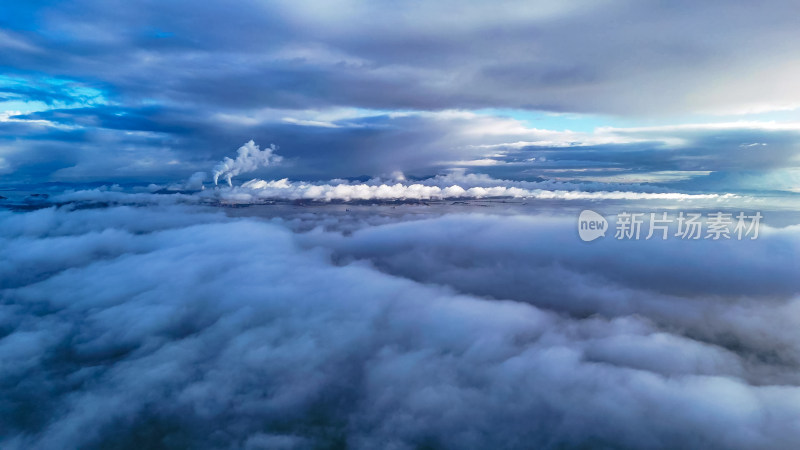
[212,140,282,186]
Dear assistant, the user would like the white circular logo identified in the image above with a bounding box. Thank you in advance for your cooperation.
[578,210,608,241]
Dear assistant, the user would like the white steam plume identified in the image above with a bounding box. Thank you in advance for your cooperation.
[212,140,282,186]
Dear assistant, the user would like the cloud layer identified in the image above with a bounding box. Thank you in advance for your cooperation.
[5,0,800,115]
[2,204,800,449]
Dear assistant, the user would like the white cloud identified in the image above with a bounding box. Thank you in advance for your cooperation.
[221,177,730,202]
[281,117,340,128]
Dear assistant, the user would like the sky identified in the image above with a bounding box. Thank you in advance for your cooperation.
[1,0,800,193]
[3,2,800,449]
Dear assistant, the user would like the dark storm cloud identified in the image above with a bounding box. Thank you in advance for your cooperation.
[487,125,800,192]
[2,108,503,181]
[6,103,800,191]
[3,205,800,449]
[4,0,800,114]
[3,1,800,185]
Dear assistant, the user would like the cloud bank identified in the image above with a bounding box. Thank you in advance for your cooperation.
[40,173,735,208]
[228,177,729,202]
[2,205,800,449]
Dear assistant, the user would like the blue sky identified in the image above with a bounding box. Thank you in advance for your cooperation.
[1,0,799,192]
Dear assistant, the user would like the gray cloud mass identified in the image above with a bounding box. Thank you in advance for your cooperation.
[4,0,800,115]
[2,204,800,449]
[2,1,800,186]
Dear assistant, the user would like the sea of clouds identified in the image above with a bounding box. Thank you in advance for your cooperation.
[2,199,800,449]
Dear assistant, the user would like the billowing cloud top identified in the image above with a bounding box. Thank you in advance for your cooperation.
[3,202,800,448]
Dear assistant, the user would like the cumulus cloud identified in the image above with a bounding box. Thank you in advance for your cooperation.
[31,172,735,209]
[224,177,729,202]
[2,204,800,449]
[299,214,800,334]
[40,176,732,209]
[212,140,282,186]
